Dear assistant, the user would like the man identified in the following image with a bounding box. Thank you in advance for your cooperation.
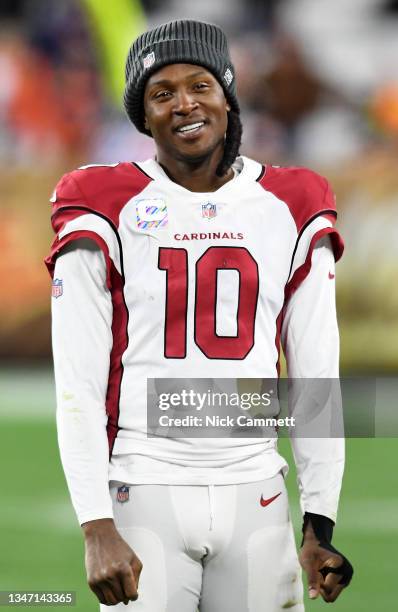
[46,20,353,611]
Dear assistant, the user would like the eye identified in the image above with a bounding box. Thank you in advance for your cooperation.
[154,90,172,100]
[194,82,210,91]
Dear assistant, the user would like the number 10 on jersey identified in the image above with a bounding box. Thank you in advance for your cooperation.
[158,246,259,360]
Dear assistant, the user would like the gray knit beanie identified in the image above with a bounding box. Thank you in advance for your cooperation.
[124,20,240,135]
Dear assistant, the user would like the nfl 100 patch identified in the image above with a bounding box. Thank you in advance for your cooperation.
[136,198,168,229]
[201,202,217,219]
[52,278,63,298]
[117,485,130,503]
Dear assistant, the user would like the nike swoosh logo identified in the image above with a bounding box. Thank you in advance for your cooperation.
[260,492,281,507]
[328,271,335,279]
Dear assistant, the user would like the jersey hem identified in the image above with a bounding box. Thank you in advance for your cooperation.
[108,456,289,486]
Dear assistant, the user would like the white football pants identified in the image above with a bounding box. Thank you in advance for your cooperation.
[100,473,304,611]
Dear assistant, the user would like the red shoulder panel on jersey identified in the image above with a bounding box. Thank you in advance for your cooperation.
[51,162,153,231]
[258,165,337,233]
[45,163,153,284]
[45,230,113,289]
[258,165,344,304]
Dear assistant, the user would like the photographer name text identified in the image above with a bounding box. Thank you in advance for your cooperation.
[157,415,295,428]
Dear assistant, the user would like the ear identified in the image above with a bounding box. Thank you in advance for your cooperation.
[226,102,231,112]
[144,116,150,131]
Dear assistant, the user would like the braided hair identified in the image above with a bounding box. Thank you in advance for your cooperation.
[216,110,243,177]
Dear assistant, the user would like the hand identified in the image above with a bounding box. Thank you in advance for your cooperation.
[299,521,351,603]
[82,518,142,606]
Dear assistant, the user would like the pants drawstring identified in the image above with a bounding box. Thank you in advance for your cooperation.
[208,484,215,531]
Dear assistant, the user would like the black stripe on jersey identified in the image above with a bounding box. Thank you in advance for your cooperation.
[54,206,125,278]
[287,209,337,282]
[255,165,266,182]
[131,162,154,181]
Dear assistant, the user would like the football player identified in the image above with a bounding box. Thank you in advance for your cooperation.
[47,20,353,611]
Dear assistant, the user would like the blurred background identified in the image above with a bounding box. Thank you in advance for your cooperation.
[0,0,397,610]
[1,0,398,369]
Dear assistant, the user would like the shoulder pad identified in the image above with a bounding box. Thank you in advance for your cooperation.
[258,165,337,232]
[50,162,152,229]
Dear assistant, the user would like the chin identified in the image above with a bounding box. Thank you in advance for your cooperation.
[175,139,223,164]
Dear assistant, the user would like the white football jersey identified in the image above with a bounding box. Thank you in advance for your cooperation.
[47,156,344,524]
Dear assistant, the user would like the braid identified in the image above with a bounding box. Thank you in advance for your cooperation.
[216,110,243,177]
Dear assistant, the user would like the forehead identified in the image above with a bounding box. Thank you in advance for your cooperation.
[145,63,216,89]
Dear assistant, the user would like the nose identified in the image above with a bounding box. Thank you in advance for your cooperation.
[173,89,198,115]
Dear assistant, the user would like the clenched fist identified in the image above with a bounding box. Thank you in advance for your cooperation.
[82,518,143,606]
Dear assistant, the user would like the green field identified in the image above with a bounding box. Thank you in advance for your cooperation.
[0,369,397,611]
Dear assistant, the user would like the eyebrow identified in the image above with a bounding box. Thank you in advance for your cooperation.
[148,70,210,88]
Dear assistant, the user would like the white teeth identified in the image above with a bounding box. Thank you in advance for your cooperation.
[178,122,204,133]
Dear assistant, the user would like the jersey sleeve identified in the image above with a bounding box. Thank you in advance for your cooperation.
[258,165,344,301]
[44,171,121,289]
[281,236,344,522]
[284,176,344,301]
[51,239,114,525]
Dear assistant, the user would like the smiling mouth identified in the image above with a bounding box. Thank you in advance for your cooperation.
[176,121,205,135]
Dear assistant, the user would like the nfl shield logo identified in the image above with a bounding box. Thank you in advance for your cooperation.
[224,68,234,86]
[202,202,217,219]
[52,278,63,298]
[143,51,155,70]
[117,485,130,503]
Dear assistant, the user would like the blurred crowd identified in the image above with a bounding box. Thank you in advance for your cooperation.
[1,0,398,169]
[0,0,101,167]
[1,0,397,369]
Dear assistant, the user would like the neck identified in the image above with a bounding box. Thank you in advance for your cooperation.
[156,147,234,192]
